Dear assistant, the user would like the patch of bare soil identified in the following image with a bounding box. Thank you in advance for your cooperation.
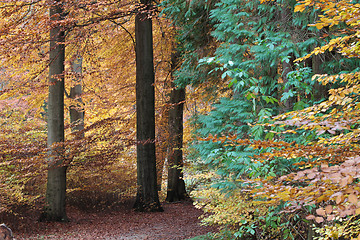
[14,200,216,240]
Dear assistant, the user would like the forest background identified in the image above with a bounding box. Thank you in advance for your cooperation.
[1,0,360,239]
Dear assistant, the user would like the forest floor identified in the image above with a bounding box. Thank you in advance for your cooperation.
[13,199,217,240]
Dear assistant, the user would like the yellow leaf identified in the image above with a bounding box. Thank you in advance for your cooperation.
[315,22,325,30]
[355,208,360,215]
[294,4,306,12]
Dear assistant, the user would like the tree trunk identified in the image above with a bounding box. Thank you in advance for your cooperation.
[69,55,84,138]
[40,1,68,222]
[166,49,188,202]
[312,49,329,101]
[156,112,168,191]
[282,54,295,112]
[281,1,295,112]
[307,226,315,240]
[166,86,187,202]
[133,1,163,212]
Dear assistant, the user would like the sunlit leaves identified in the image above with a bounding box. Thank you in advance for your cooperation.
[294,0,360,61]
[0,0,177,217]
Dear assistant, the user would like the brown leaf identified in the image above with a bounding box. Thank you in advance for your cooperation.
[325,205,333,214]
[344,188,356,194]
[336,194,345,204]
[348,194,358,204]
[316,208,326,216]
[340,179,347,187]
[315,217,324,223]
[305,215,315,220]
[321,164,330,172]
[331,173,342,183]
[294,171,305,180]
[307,172,317,179]
[343,208,355,217]
[347,176,354,184]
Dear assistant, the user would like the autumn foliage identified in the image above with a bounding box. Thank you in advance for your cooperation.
[181,0,360,238]
[0,0,174,219]
[2,0,360,239]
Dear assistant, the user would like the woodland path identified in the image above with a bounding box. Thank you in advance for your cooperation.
[15,200,216,240]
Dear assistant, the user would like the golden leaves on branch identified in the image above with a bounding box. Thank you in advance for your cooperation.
[294,0,360,61]
[197,131,360,223]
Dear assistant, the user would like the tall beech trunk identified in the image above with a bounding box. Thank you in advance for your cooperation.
[69,55,84,137]
[41,1,67,222]
[166,49,188,202]
[133,0,162,212]
[166,86,187,202]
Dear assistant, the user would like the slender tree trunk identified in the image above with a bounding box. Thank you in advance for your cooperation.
[156,113,168,191]
[41,1,68,222]
[69,55,84,137]
[307,227,315,240]
[281,1,295,112]
[133,0,162,212]
[166,86,187,202]
[282,54,295,111]
[312,48,329,101]
[166,50,188,202]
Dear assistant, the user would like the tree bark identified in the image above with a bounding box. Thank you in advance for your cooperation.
[166,86,188,202]
[282,54,295,112]
[156,113,168,191]
[133,1,163,212]
[312,48,329,101]
[69,55,84,138]
[166,49,188,202]
[40,1,68,222]
[281,1,295,112]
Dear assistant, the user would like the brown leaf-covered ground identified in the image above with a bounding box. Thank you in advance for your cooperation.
[14,200,216,240]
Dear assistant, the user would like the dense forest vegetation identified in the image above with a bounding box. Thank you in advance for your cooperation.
[1,0,360,239]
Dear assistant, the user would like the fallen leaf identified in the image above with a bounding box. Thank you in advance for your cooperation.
[316,208,326,216]
[348,194,358,204]
[305,215,316,220]
[315,217,324,223]
[325,205,333,214]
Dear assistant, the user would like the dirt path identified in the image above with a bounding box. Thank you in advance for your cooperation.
[15,200,216,240]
